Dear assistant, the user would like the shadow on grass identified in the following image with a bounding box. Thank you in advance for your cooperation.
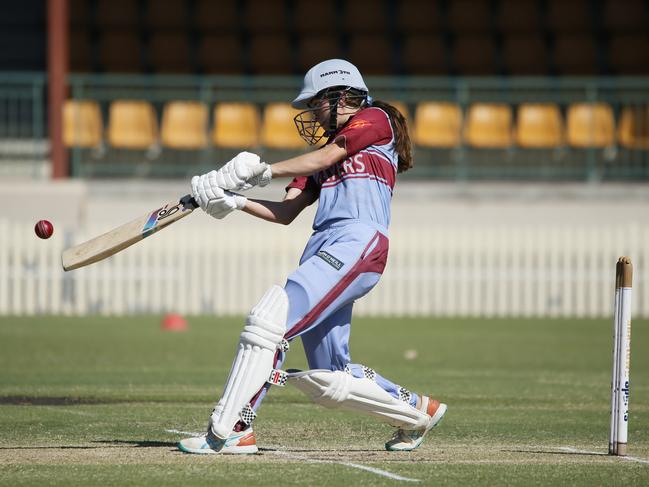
[258,447,385,453]
[0,440,178,450]
[0,396,212,406]
[0,396,125,406]
[0,445,108,450]
[502,448,607,457]
[94,440,178,448]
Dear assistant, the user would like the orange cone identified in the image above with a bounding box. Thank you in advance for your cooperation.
[161,313,188,332]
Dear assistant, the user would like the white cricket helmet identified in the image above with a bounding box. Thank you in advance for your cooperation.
[292,59,369,109]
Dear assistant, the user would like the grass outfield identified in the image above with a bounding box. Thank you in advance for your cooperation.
[0,316,648,486]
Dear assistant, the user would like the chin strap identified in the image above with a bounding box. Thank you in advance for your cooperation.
[325,92,372,135]
[326,93,341,135]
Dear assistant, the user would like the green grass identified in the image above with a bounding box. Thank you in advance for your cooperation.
[1,316,648,486]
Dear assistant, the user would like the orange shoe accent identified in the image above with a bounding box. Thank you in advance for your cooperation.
[237,432,256,447]
[426,398,440,417]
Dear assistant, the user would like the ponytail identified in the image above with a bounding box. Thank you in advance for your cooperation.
[371,100,413,173]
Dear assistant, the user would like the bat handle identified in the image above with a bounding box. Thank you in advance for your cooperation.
[180,194,199,210]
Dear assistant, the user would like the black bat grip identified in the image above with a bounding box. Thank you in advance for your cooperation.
[180,194,199,210]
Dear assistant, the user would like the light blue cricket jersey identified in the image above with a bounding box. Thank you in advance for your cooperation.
[288,107,398,234]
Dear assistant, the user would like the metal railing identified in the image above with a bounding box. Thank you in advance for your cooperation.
[0,72,48,178]
[68,74,649,105]
[1,73,648,180]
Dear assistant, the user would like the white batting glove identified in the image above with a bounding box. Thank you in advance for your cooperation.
[191,175,247,220]
[213,151,272,191]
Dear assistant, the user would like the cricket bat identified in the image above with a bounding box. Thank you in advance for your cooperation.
[61,194,198,271]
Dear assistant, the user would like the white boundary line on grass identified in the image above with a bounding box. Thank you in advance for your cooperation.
[165,429,421,483]
[268,449,420,483]
[166,429,202,436]
[558,447,649,465]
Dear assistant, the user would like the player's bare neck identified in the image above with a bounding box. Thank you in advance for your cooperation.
[336,108,362,128]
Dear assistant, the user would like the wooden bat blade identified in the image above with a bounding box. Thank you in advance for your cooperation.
[61,195,198,271]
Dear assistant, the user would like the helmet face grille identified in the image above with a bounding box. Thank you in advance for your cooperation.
[293,88,368,145]
[294,110,327,146]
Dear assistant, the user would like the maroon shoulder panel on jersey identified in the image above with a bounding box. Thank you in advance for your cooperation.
[333,107,393,156]
[286,175,320,193]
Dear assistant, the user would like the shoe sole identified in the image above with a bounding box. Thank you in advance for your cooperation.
[178,442,258,455]
[385,403,447,452]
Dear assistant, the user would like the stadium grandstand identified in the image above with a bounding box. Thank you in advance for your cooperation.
[4,4,649,483]
[1,0,649,318]
[0,0,648,180]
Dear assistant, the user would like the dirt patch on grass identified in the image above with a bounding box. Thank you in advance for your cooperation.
[0,442,643,467]
[260,444,643,466]
[0,396,134,406]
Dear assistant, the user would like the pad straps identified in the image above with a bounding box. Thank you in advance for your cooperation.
[237,339,291,425]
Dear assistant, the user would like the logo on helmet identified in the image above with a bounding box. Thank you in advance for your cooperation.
[320,70,351,77]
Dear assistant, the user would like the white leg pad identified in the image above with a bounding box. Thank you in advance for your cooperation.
[209,285,288,439]
[288,369,430,430]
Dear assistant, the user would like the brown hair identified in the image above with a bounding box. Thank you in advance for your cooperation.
[337,89,413,173]
[371,100,413,173]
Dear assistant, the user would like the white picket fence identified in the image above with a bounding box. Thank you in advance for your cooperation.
[1,218,647,317]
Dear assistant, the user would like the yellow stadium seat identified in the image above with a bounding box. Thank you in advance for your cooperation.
[63,100,103,148]
[618,105,649,149]
[515,104,563,148]
[212,103,260,148]
[261,103,308,149]
[566,103,615,147]
[414,102,462,147]
[160,101,208,149]
[464,103,513,148]
[107,101,158,149]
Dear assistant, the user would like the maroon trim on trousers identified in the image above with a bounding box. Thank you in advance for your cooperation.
[284,231,388,341]
[248,231,388,411]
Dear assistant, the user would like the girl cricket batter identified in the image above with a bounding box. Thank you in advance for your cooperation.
[180,59,446,454]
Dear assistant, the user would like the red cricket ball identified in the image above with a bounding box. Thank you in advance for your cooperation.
[35,220,54,239]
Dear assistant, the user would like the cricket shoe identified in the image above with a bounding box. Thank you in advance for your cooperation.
[385,396,447,452]
[178,426,258,455]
